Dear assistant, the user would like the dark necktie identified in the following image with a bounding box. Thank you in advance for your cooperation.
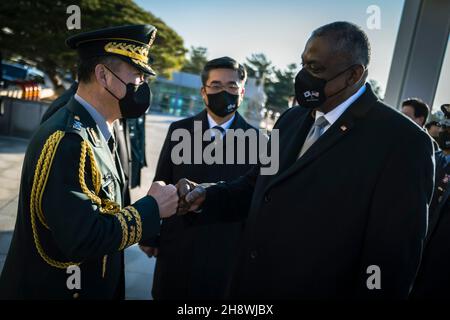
[107,134,122,180]
[211,125,226,141]
[107,135,116,155]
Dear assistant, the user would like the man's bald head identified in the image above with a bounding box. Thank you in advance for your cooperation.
[300,21,370,113]
[310,21,371,68]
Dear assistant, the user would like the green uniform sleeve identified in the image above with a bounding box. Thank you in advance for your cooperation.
[38,132,160,261]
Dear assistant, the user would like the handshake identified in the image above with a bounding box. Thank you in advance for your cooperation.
[147,178,206,218]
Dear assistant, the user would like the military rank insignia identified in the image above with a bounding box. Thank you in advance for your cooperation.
[72,116,82,131]
[87,128,101,147]
[108,183,115,200]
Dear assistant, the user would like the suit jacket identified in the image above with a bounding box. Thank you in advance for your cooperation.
[0,98,160,299]
[198,83,434,299]
[113,120,132,206]
[150,110,263,299]
[128,116,148,188]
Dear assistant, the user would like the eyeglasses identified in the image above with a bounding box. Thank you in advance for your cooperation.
[204,84,242,94]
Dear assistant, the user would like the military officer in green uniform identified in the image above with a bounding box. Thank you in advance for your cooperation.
[0,24,179,299]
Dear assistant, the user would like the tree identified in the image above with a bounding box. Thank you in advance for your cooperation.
[244,53,272,83]
[0,0,187,88]
[368,79,383,100]
[265,63,298,112]
[244,53,297,113]
[181,46,208,75]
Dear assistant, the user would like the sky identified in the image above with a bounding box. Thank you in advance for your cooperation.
[135,0,448,110]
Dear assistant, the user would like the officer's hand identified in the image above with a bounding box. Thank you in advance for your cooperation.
[139,245,159,257]
[176,178,206,215]
[147,181,179,218]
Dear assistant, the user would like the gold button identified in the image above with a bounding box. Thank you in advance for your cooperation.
[73,292,79,299]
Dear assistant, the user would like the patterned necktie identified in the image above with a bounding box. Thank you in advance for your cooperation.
[298,115,329,158]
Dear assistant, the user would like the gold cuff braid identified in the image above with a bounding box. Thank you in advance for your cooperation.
[126,206,143,244]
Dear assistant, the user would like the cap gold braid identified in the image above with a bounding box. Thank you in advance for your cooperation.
[104,42,150,64]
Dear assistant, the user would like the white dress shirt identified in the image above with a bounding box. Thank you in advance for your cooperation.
[207,112,235,137]
[315,84,366,133]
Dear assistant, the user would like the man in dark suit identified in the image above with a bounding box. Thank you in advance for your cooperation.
[140,57,264,299]
[177,22,435,299]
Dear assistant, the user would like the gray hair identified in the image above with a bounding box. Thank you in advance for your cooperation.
[311,21,371,67]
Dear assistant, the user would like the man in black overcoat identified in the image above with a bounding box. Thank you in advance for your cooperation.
[178,22,435,299]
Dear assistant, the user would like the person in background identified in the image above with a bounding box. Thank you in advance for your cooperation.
[425,121,442,140]
[401,98,429,127]
[140,57,265,299]
[400,97,448,269]
[411,103,450,299]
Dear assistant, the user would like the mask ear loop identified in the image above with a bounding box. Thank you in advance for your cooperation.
[326,64,365,99]
[202,86,214,108]
[102,64,127,100]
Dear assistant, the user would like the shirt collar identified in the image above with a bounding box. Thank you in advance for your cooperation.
[207,112,236,133]
[74,94,113,141]
[315,84,366,128]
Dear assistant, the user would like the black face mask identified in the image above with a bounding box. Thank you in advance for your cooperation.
[206,90,239,117]
[103,65,152,119]
[294,65,355,109]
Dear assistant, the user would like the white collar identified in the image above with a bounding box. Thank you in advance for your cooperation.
[207,112,236,133]
[74,94,113,141]
[315,84,366,132]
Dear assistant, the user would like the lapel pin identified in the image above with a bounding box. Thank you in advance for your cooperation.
[340,125,348,131]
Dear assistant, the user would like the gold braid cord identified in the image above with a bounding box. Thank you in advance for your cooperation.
[30,131,80,269]
[78,140,140,251]
[31,133,145,270]
[78,140,119,214]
